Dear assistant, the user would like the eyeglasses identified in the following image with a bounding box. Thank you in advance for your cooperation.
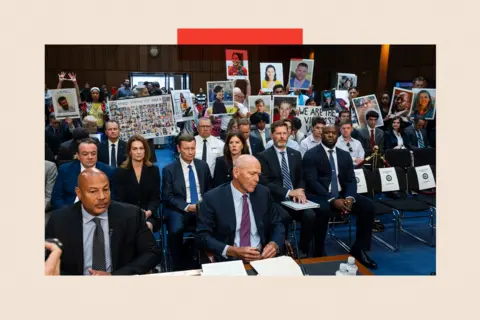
[198,125,211,129]
[346,142,353,153]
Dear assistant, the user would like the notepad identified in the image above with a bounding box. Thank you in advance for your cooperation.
[201,260,248,276]
[281,200,320,210]
[250,256,304,276]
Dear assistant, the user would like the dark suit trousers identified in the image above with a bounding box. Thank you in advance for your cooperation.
[310,194,375,254]
[274,203,317,254]
[165,208,197,271]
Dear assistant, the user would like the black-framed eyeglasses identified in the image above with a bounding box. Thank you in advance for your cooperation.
[346,142,353,153]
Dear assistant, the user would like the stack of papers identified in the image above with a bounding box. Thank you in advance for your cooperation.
[281,200,320,210]
[250,256,304,276]
[201,260,248,276]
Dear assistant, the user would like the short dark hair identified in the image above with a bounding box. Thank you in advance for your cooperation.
[251,112,268,125]
[413,76,427,84]
[177,134,195,147]
[270,120,288,134]
[272,84,285,92]
[366,110,379,120]
[77,138,98,150]
[57,96,67,104]
[213,86,223,94]
[237,119,250,128]
[105,120,120,129]
[339,120,353,127]
[414,116,426,124]
[48,113,57,121]
[348,86,358,93]
[297,62,308,69]
[305,98,316,106]
[312,117,326,127]
[339,110,351,118]
[255,99,264,106]
[291,117,302,130]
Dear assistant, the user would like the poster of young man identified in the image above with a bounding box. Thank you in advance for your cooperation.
[206,81,235,115]
[352,94,384,128]
[171,90,194,122]
[259,62,283,92]
[272,95,299,122]
[51,88,80,119]
[109,95,177,141]
[388,87,414,119]
[226,49,249,80]
[248,95,272,124]
[288,59,314,90]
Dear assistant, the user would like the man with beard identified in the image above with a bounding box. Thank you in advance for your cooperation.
[117,79,133,98]
[303,125,377,268]
[56,96,76,113]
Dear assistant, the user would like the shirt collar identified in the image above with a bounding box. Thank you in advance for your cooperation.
[273,145,287,156]
[179,157,194,169]
[80,163,96,172]
[108,139,119,146]
[230,182,247,200]
[308,134,321,143]
[81,204,108,224]
[321,142,335,154]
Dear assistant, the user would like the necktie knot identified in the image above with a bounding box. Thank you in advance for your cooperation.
[188,164,192,169]
[93,217,101,226]
[328,149,334,155]
[242,194,248,200]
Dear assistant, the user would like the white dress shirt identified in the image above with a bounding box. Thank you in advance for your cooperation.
[300,134,322,157]
[393,131,404,148]
[82,206,112,275]
[266,138,300,151]
[179,157,202,209]
[195,135,225,176]
[75,163,96,203]
[246,138,253,155]
[336,135,365,164]
[258,129,267,148]
[108,139,119,167]
[222,183,261,258]
[321,143,342,193]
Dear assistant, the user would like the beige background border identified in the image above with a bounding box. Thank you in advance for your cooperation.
[2,0,477,318]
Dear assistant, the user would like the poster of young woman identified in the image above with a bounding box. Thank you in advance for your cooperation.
[259,63,283,92]
[226,49,249,80]
[352,94,384,128]
[206,81,235,115]
[171,90,194,122]
[409,88,436,120]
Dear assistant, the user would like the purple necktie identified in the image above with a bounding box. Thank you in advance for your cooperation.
[240,194,251,247]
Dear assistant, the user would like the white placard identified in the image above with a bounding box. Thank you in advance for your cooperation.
[379,168,400,192]
[354,169,368,194]
[51,88,81,119]
[415,165,436,190]
[201,260,247,276]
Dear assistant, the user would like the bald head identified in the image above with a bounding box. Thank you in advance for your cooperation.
[233,87,245,103]
[232,155,261,194]
[78,168,108,189]
[233,155,260,169]
[76,168,110,215]
[398,92,410,103]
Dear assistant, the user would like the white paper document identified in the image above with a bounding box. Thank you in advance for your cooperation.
[201,260,248,276]
[415,165,436,190]
[379,167,400,192]
[281,200,320,211]
[354,169,368,194]
[250,256,304,276]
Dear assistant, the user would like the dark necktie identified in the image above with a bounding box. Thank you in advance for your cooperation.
[280,151,294,191]
[202,139,207,161]
[416,130,425,148]
[188,165,199,204]
[370,129,375,150]
[240,194,251,247]
[111,144,116,167]
[92,217,106,271]
[328,149,339,198]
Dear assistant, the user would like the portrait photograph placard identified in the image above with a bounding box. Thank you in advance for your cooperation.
[206,81,235,116]
[226,49,249,80]
[388,87,414,118]
[248,95,272,124]
[273,95,299,122]
[259,62,284,92]
[336,73,358,90]
[51,88,80,119]
[288,59,314,90]
[171,90,194,122]
[410,88,436,120]
[352,94,384,128]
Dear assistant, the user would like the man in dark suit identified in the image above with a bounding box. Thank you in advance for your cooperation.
[250,112,271,149]
[45,113,72,156]
[303,124,377,269]
[46,168,161,275]
[238,119,265,155]
[196,155,285,262]
[256,120,322,257]
[405,117,431,150]
[162,134,213,270]
[358,110,385,156]
[98,120,127,167]
[56,128,100,167]
[51,138,115,210]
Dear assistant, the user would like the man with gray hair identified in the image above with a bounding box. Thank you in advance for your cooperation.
[194,117,225,176]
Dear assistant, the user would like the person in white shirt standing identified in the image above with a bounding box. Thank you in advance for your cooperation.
[300,117,325,157]
[336,120,365,166]
[195,117,225,177]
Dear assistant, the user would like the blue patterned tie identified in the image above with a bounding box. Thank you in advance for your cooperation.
[328,149,339,198]
[280,152,294,191]
[416,130,425,148]
[188,165,198,204]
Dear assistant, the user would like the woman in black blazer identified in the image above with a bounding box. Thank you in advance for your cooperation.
[384,116,410,150]
[114,134,160,231]
[213,132,249,187]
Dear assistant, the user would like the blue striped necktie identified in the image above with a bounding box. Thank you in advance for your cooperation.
[416,130,425,148]
[280,151,294,191]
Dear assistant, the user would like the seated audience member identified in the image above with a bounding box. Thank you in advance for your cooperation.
[56,127,95,167]
[162,135,213,271]
[213,132,249,187]
[98,120,127,167]
[358,111,385,155]
[51,138,115,210]
[45,160,58,214]
[82,115,104,142]
[256,120,321,257]
[46,168,161,275]
[250,112,271,149]
[266,119,300,151]
[291,117,306,144]
[195,117,225,177]
[238,119,265,155]
[336,120,365,166]
[196,155,285,262]
[113,135,160,232]
[300,116,325,157]
[45,143,55,163]
[405,117,431,150]
[45,113,73,156]
[337,110,362,141]
[249,98,270,124]
[384,116,410,150]
[303,125,377,268]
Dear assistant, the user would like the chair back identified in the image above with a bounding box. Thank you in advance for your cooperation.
[413,148,436,166]
[385,149,412,169]
[372,167,407,193]
[407,165,436,192]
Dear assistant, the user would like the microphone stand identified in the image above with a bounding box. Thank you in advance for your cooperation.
[292,220,308,276]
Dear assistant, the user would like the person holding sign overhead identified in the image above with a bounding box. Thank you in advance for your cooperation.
[303,124,377,269]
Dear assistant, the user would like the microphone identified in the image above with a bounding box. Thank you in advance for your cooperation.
[292,221,308,276]
[109,228,114,272]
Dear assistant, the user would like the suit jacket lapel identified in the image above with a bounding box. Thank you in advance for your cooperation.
[71,203,85,274]
[194,159,205,194]
[176,159,187,197]
[287,148,296,184]
[107,202,123,272]
[225,185,237,238]
[249,190,264,245]
[266,147,282,177]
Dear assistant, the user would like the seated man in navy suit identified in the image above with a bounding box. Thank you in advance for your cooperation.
[238,119,265,155]
[303,124,377,269]
[162,134,213,271]
[51,138,115,210]
[98,120,127,168]
[196,155,285,262]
